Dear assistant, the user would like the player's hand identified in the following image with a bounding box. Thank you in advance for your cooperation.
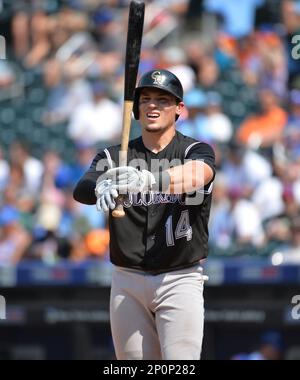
[105,166,156,193]
[95,178,119,212]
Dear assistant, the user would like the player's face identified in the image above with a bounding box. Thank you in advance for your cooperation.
[139,88,183,133]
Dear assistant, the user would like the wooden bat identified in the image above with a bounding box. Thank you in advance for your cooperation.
[112,1,145,218]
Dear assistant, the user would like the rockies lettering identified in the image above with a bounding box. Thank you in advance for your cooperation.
[123,191,185,207]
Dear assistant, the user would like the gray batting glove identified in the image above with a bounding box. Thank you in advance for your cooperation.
[105,166,156,194]
[95,178,119,212]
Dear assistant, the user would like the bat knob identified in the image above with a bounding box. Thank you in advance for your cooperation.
[112,196,126,218]
[112,208,126,218]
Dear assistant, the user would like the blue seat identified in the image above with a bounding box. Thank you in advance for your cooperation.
[0,107,16,125]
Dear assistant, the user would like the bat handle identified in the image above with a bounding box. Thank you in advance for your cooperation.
[111,101,132,219]
[112,196,125,218]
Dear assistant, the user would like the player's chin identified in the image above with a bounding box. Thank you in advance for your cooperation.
[144,122,165,132]
[145,126,164,133]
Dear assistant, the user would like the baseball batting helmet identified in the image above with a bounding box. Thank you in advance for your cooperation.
[133,69,184,120]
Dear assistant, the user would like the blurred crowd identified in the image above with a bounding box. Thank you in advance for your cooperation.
[1,0,300,266]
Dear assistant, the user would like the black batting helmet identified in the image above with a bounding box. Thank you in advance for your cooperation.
[133,69,184,120]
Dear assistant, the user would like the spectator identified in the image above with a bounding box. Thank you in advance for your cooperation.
[92,6,124,53]
[159,46,197,93]
[9,141,44,195]
[204,0,265,39]
[205,91,233,143]
[67,81,121,145]
[197,55,220,90]
[209,174,234,248]
[252,175,285,221]
[230,189,265,247]
[270,216,300,263]
[0,146,9,191]
[24,9,51,68]
[238,31,287,99]
[0,206,32,266]
[237,88,287,148]
[232,331,284,360]
[221,140,272,195]
[0,61,16,90]
[284,89,300,160]
[11,10,30,58]
[54,143,97,189]
[177,87,209,141]
[43,58,93,125]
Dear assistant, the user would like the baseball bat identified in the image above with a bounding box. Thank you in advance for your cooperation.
[112,1,145,218]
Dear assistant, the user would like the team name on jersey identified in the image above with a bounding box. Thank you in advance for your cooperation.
[123,191,185,207]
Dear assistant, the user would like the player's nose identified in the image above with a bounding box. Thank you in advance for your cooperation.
[147,100,159,109]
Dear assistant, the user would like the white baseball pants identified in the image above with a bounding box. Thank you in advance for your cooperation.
[110,264,206,360]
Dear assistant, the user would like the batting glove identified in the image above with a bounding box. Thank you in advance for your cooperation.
[95,178,119,212]
[105,166,156,194]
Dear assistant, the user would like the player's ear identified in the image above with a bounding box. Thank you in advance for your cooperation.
[176,101,184,117]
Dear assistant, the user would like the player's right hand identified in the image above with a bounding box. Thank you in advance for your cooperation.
[95,178,119,212]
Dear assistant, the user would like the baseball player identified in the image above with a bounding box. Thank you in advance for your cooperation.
[73,69,215,360]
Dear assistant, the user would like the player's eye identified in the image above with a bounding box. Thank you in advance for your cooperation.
[158,97,169,103]
[140,97,150,104]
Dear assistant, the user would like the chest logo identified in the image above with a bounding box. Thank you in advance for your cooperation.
[151,71,164,85]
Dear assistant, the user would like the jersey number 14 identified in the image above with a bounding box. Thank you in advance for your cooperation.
[165,210,193,246]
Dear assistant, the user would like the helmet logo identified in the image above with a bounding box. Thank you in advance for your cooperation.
[151,71,164,85]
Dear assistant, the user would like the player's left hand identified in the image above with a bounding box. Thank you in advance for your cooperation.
[105,166,155,193]
[95,178,119,212]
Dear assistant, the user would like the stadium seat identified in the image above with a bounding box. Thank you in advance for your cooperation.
[0,107,16,125]
[0,128,17,145]
[27,87,47,105]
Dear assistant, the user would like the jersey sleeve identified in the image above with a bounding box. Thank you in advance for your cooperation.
[185,142,216,180]
[73,149,113,205]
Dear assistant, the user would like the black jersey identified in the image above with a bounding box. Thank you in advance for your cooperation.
[74,131,215,274]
